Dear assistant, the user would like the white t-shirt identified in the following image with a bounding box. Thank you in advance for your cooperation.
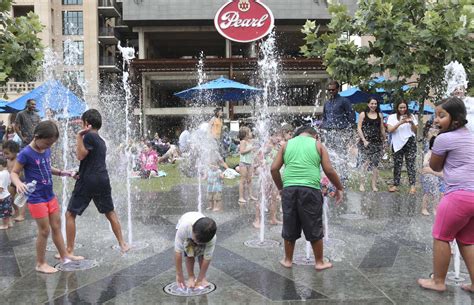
[0,169,11,200]
[464,97,474,134]
[178,130,190,152]
[387,113,418,153]
[174,212,216,260]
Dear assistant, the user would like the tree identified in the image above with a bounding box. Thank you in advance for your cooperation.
[301,0,474,113]
[0,0,44,88]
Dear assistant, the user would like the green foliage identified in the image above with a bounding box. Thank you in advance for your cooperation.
[0,0,44,87]
[301,0,474,103]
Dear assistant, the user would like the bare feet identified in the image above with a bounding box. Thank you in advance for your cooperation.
[315,260,333,271]
[359,184,365,192]
[195,278,210,289]
[252,221,261,229]
[206,206,212,210]
[388,185,398,192]
[238,199,246,206]
[372,186,379,192]
[54,253,85,261]
[186,276,195,288]
[421,209,430,216]
[35,263,59,274]
[61,257,72,265]
[461,284,474,293]
[120,242,131,254]
[279,258,292,268]
[269,219,283,225]
[8,220,14,227]
[409,186,417,195]
[250,196,258,201]
[212,208,222,212]
[0,225,8,230]
[14,217,25,222]
[417,278,446,292]
[69,254,84,261]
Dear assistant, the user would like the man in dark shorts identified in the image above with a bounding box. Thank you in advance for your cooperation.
[65,109,129,258]
[271,126,343,270]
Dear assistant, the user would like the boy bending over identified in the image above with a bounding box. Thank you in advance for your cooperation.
[175,212,217,289]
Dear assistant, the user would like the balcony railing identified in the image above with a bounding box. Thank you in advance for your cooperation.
[99,56,117,66]
[98,0,120,17]
[98,0,115,7]
[99,27,115,36]
[0,82,40,95]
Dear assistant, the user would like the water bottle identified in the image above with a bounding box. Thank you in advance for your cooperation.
[14,180,37,208]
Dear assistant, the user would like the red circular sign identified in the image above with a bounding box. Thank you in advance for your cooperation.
[214,0,275,43]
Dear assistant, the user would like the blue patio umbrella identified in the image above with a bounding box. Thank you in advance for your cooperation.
[5,80,86,118]
[379,103,393,113]
[340,76,411,104]
[339,87,382,104]
[370,76,411,93]
[174,76,262,102]
[379,102,434,114]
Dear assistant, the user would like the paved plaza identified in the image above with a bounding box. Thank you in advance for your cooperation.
[0,185,472,304]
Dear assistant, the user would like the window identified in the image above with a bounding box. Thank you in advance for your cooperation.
[64,70,84,83]
[13,5,34,17]
[63,70,85,97]
[63,41,84,65]
[62,11,83,35]
[62,0,83,4]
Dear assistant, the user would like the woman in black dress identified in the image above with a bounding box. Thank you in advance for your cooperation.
[357,98,386,191]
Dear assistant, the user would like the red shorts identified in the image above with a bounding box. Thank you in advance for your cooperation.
[432,190,474,245]
[28,197,59,219]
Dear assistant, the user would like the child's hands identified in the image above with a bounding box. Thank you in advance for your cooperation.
[176,274,186,289]
[186,277,196,288]
[61,170,79,179]
[78,124,92,136]
[334,189,343,205]
[16,182,28,195]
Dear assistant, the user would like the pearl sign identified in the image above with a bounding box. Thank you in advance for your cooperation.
[214,0,275,43]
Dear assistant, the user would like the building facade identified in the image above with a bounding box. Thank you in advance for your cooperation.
[4,0,134,108]
[122,0,358,136]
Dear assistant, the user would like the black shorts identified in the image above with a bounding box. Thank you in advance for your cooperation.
[67,182,114,216]
[281,186,323,242]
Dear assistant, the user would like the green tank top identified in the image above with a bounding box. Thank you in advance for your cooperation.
[240,141,254,164]
[283,136,321,189]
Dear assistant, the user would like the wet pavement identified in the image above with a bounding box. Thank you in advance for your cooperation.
[0,185,472,304]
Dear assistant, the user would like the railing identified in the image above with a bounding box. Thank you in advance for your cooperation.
[115,17,127,27]
[99,56,116,66]
[0,82,40,94]
[98,27,115,36]
[98,0,118,8]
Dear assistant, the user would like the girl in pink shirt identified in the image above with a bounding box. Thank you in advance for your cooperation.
[140,143,159,177]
